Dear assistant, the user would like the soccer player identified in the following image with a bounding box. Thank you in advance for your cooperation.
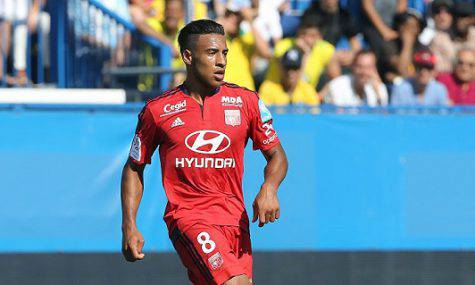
[121,19,288,285]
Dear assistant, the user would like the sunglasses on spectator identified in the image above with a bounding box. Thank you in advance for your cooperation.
[456,60,475,68]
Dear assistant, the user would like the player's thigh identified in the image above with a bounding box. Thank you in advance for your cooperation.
[170,224,249,285]
[223,274,252,285]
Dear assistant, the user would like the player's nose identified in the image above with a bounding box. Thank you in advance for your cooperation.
[216,53,226,68]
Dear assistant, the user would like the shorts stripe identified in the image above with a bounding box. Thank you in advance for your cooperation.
[178,236,214,283]
[172,228,213,283]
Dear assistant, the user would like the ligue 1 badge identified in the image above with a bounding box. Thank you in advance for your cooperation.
[224,109,241,126]
[258,99,272,122]
[130,135,141,161]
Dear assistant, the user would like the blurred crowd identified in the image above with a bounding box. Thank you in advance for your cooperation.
[0,0,49,86]
[125,0,474,107]
[0,0,473,108]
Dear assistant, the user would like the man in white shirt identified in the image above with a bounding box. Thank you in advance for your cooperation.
[321,49,388,106]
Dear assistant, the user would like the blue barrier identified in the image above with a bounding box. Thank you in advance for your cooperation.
[1,106,475,252]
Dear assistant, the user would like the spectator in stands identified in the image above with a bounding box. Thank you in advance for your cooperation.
[0,0,49,86]
[437,47,475,105]
[97,0,132,67]
[422,0,456,73]
[253,0,286,44]
[389,9,427,78]
[391,50,449,106]
[129,0,184,55]
[301,0,361,69]
[321,49,388,107]
[361,0,407,72]
[0,0,29,85]
[259,48,319,106]
[213,0,252,18]
[265,17,338,90]
[219,7,271,91]
[427,1,475,74]
[146,0,185,85]
[134,0,189,90]
[431,0,453,34]
[0,11,11,84]
[146,0,208,22]
[452,2,475,48]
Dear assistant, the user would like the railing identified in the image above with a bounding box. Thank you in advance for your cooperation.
[51,0,172,90]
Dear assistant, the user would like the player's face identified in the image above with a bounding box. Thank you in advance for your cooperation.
[189,33,228,89]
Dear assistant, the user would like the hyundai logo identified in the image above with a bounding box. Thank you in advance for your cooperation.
[185,130,231,154]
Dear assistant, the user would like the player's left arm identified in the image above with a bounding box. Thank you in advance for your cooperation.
[252,143,288,227]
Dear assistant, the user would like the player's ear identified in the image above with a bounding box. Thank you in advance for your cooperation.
[182,49,193,65]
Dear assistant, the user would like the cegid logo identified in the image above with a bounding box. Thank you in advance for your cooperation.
[161,100,187,116]
[263,133,277,145]
[185,130,231,154]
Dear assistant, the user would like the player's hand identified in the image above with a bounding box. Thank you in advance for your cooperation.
[252,183,280,227]
[122,228,145,262]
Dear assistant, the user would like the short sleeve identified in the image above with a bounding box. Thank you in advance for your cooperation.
[129,106,160,165]
[248,96,280,151]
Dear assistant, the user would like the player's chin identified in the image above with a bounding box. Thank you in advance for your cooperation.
[209,76,224,88]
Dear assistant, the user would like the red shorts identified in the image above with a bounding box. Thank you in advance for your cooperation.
[170,223,253,285]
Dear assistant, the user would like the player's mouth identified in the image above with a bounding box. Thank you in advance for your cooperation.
[214,70,225,81]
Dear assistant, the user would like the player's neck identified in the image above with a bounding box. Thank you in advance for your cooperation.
[182,79,219,102]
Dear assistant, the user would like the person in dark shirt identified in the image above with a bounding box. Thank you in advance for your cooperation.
[361,0,407,81]
[302,0,359,46]
[301,0,361,69]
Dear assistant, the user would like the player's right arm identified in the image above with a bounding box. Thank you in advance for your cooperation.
[121,106,160,262]
[121,159,146,262]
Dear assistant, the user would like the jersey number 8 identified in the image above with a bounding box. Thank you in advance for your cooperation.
[197,232,216,254]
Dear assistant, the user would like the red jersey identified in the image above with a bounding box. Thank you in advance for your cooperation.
[129,83,280,232]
